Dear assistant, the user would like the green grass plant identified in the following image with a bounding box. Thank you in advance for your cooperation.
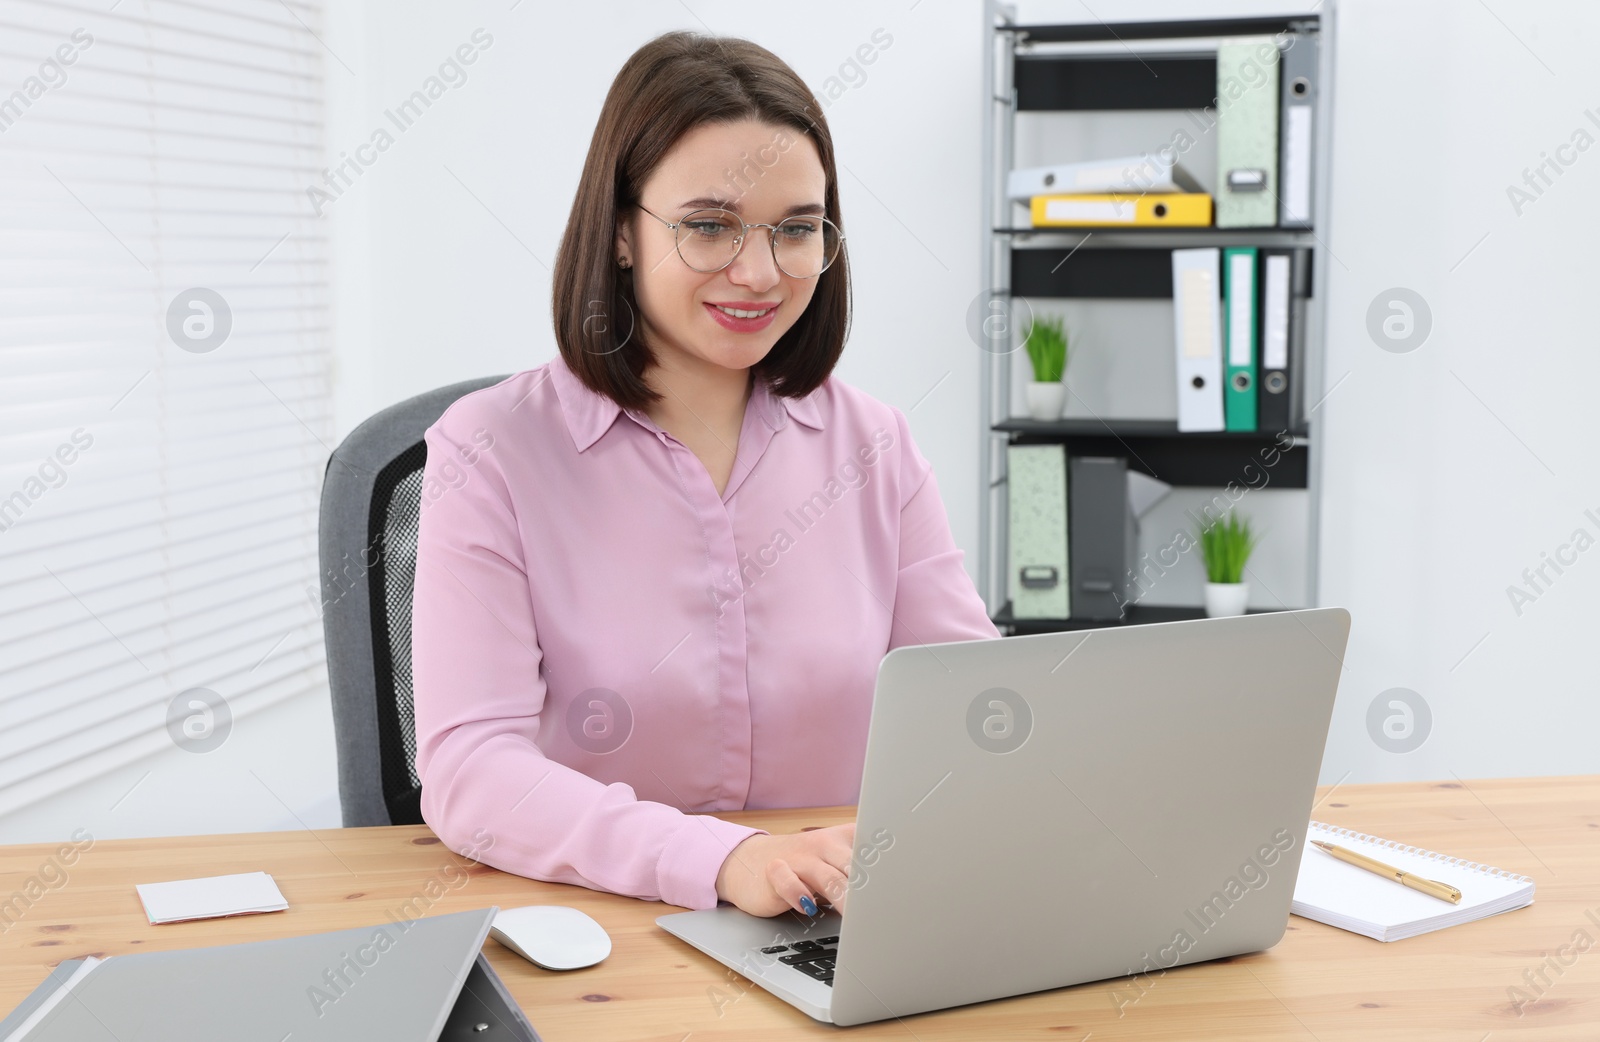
[1024,313,1068,383]
[1198,513,1259,584]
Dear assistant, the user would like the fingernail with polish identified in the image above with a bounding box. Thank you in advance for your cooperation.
[799,895,816,916]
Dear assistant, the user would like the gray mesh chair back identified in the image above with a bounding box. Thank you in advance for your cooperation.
[318,375,508,826]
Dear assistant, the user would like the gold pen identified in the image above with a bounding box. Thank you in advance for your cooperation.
[1312,840,1462,904]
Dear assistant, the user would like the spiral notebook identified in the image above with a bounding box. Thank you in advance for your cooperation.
[1291,821,1536,942]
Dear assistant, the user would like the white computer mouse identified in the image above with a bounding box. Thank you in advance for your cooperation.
[488,905,612,971]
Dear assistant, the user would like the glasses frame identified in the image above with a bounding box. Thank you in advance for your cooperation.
[636,203,844,279]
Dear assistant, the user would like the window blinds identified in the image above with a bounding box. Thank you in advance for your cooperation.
[0,0,331,815]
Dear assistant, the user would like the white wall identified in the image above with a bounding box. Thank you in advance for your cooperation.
[7,0,1595,846]
[326,0,1600,789]
[1313,0,1600,782]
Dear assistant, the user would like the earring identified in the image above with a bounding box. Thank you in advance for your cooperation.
[618,257,631,269]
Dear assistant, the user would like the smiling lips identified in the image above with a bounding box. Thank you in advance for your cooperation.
[704,300,779,331]
[708,301,777,318]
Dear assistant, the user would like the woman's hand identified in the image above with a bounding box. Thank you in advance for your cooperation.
[714,824,856,918]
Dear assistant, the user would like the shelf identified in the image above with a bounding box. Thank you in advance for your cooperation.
[1006,17,1317,112]
[997,228,1319,246]
[995,418,1308,489]
[1015,52,1217,111]
[1008,245,1313,300]
[1010,17,1315,44]
[979,7,1330,619]
[996,418,1306,439]
[994,601,1298,636]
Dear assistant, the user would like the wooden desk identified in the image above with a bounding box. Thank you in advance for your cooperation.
[2,776,1596,1039]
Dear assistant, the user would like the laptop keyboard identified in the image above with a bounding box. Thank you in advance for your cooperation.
[757,936,840,986]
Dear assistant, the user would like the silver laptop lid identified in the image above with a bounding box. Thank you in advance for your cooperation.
[6,906,502,1041]
[829,608,1350,1026]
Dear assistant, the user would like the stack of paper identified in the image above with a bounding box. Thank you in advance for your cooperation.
[135,871,288,925]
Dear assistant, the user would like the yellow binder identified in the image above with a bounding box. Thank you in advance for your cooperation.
[1029,192,1213,228]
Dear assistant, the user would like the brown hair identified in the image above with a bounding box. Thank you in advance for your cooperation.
[551,32,850,410]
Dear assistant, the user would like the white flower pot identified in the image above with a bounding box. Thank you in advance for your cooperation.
[1025,382,1066,421]
[1204,582,1249,618]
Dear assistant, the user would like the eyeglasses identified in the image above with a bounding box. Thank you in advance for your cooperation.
[637,204,844,279]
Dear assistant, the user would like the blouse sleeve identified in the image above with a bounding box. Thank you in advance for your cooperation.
[885,405,1002,650]
[409,411,766,910]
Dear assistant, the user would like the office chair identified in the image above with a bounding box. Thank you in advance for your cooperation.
[318,375,509,827]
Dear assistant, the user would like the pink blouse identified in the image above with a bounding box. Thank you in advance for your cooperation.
[410,352,999,910]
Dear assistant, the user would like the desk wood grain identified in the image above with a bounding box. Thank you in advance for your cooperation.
[2,776,1597,1039]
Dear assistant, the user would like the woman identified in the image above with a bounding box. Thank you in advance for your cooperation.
[411,31,998,921]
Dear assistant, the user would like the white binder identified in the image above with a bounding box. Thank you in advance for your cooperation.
[1007,154,1201,201]
[1171,247,1225,432]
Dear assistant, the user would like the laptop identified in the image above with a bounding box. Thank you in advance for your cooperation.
[0,907,541,1041]
[658,607,1351,1026]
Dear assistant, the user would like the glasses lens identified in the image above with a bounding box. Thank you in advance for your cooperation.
[674,209,742,272]
[772,216,842,278]
[672,209,843,277]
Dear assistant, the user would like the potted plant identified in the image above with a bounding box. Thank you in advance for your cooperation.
[1197,512,1259,617]
[1023,313,1068,421]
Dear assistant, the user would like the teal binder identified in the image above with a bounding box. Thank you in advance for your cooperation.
[1007,443,1069,619]
[1223,246,1259,431]
[1215,37,1281,228]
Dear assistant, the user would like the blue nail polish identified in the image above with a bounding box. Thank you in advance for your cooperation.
[799,895,816,916]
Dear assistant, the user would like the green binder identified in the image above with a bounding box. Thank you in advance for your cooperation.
[1215,36,1281,228]
[1223,246,1259,431]
[1007,443,1069,619]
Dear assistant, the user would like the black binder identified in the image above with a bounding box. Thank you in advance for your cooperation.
[1258,247,1309,434]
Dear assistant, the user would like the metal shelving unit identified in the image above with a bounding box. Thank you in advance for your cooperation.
[978,2,1338,634]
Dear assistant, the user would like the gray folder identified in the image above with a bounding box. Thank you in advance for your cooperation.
[1067,456,1136,621]
[1278,29,1319,228]
[0,906,540,1042]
